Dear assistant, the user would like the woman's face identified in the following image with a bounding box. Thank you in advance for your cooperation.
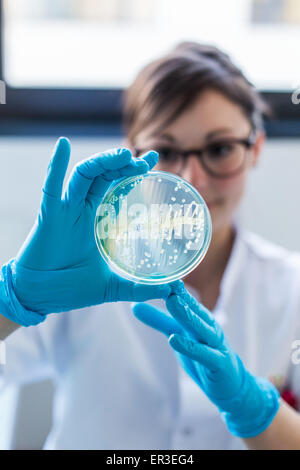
[131,89,265,233]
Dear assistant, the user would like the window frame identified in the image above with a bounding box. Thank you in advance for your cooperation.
[0,0,299,137]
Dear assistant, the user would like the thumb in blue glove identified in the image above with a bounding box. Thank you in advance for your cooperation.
[132,282,280,438]
[2,137,171,327]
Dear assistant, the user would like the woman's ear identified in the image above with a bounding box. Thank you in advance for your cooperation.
[251,130,265,168]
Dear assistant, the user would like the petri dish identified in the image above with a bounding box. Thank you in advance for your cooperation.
[94,170,212,284]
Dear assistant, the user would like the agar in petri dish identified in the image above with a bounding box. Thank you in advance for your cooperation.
[94,171,212,284]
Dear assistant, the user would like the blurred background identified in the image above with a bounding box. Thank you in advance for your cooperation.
[0,0,300,449]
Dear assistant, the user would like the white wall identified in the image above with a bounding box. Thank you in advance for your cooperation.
[239,138,300,251]
[1,135,300,264]
[1,135,300,449]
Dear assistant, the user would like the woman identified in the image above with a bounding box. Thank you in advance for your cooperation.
[124,42,300,449]
[1,42,300,450]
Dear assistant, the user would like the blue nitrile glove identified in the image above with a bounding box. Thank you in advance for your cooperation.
[132,282,281,438]
[2,137,171,327]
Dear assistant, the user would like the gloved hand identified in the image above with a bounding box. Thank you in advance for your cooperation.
[2,137,171,327]
[132,282,280,438]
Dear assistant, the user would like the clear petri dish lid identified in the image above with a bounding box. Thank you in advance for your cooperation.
[95,170,212,284]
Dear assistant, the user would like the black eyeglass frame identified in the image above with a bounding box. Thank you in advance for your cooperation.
[134,130,257,179]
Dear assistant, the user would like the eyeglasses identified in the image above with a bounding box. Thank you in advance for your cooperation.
[134,131,256,179]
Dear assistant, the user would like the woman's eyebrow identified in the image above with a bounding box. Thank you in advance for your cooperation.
[150,128,237,146]
[204,128,235,141]
[159,128,234,143]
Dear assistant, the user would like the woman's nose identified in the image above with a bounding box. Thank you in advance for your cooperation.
[181,155,210,189]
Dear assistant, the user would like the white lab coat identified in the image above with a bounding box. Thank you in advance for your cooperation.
[1,225,300,450]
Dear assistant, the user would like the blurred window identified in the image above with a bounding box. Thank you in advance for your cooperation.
[3,0,300,90]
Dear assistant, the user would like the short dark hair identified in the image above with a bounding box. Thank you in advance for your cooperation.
[123,41,270,144]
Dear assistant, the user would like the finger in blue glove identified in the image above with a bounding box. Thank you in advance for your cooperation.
[132,284,281,438]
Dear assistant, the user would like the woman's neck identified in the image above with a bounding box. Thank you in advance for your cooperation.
[184,223,236,303]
